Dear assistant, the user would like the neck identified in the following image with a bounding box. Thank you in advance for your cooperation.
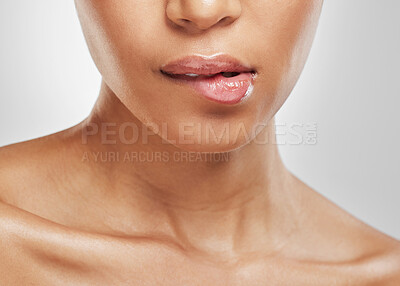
[77,81,301,259]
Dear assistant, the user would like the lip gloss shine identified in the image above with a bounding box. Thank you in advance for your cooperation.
[161,54,256,104]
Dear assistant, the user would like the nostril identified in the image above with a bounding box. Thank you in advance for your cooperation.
[219,16,230,23]
[177,18,192,27]
[217,15,237,27]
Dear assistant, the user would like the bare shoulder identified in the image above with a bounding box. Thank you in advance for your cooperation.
[0,125,83,204]
[0,200,59,284]
[0,137,47,202]
[289,174,400,284]
[364,246,400,285]
[0,200,114,286]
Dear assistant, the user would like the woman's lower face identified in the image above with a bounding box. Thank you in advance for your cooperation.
[75,0,323,152]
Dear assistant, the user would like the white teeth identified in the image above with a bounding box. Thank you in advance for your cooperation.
[184,73,217,78]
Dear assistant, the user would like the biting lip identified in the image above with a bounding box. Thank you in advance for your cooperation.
[160,54,256,78]
[159,54,257,105]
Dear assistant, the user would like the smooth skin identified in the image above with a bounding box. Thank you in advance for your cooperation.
[1,0,400,285]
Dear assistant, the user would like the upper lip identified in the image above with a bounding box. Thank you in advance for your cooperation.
[160,54,255,76]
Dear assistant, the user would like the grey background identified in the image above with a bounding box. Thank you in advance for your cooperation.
[0,1,399,238]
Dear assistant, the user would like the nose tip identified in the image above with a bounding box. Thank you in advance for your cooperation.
[166,0,242,32]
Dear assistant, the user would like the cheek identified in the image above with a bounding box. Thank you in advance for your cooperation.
[248,0,323,110]
[76,0,165,95]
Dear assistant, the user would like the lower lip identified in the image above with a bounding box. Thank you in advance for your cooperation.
[165,72,255,105]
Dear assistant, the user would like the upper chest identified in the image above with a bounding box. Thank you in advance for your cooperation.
[2,240,377,286]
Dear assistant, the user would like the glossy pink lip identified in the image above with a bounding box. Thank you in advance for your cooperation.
[161,54,256,105]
